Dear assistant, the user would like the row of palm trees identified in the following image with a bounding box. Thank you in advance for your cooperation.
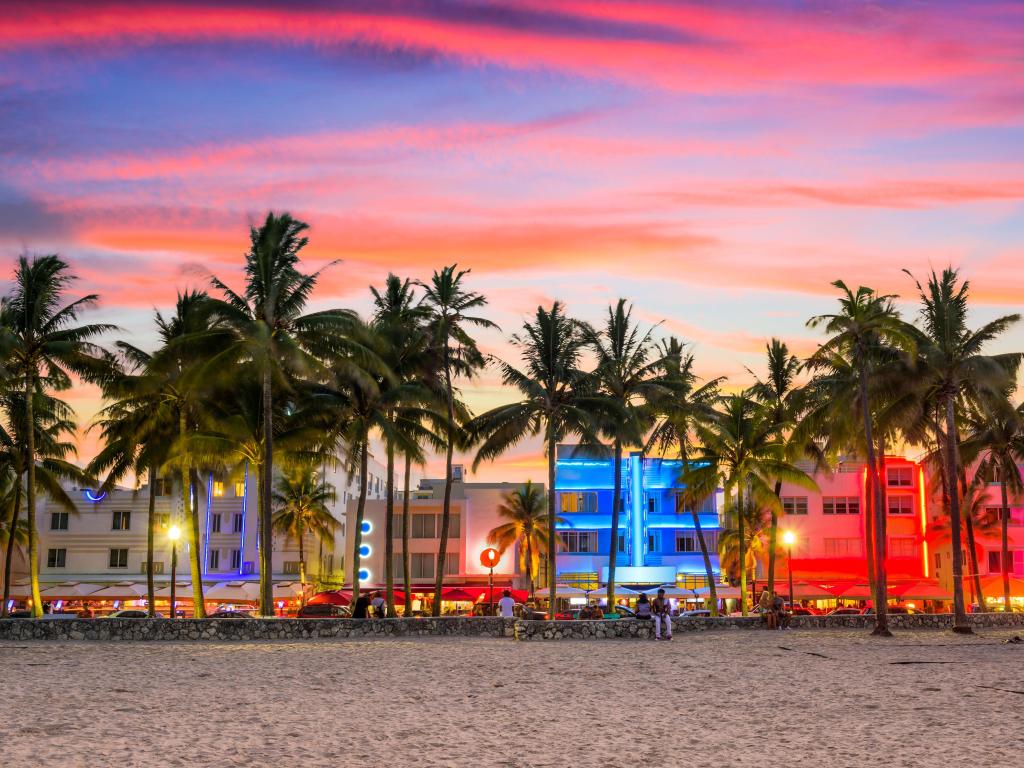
[0,213,1020,636]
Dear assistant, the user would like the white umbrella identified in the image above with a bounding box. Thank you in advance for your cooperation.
[535,585,590,597]
[694,585,742,598]
[89,582,150,599]
[38,582,103,598]
[642,585,694,598]
[271,581,306,599]
[206,581,259,602]
[5,580,33,599]
[602,585,641,596]
[154,582,195,600]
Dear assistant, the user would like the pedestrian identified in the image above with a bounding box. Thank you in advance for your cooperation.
[497,589,516,618]
[652,588,672,641]
[772,592,789,630]
[759,589,776,629]
[636,592,653,625]
[370,591,386,618]
[352,592,371,619]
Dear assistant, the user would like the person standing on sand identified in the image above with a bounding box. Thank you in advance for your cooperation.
[497,589,516,618]
[652,588,672,641]
[352,593,371,619]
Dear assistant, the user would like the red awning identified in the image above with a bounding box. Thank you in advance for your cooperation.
[306,590,351,607]
[439,587,477,602]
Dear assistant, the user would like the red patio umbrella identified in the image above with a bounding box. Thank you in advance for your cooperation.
[440,587,477,602]
[306,590,352,606]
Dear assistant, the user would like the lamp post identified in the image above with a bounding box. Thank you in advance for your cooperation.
[480,548,500,614]
[168,524,180,619]
[782,530,796,610]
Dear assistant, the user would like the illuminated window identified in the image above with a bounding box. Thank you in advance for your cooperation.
[213,481,225,497]
[782,497,808,515]
[142,561,164,575]
[234,481,245,497]
[887,467,913,487]
[558,530,599,553]
[888,496,913,515]
[283,561,301,574]
[155,513,170,530]
[676,573,708,590]
[559,492,598,513]
[823,497,860,515]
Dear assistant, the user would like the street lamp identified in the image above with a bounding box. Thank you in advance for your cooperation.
[782,530,797,610]
[168,525,181,619]
[480,548,501,614]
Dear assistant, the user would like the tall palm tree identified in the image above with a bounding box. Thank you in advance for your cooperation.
[588,300,667,611]
[906,268,1021,631]
[208,212,354,616]
[718,495,771,592]
[684,394,816,616]
[468,302,594,614]
[961,401,1024,612]
[486,481,560,600]
[417,266,495,616]
[0,255,112,616]
[807,281,915,636]
[272,464,338,598]
[747,338,808,597]
[646,337,723,614]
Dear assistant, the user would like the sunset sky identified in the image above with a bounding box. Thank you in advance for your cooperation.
[2,1,1023,482]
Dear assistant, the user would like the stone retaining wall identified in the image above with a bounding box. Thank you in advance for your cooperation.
[2,612,1022,642]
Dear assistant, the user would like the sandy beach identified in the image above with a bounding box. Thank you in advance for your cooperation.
[1,629,1022,767]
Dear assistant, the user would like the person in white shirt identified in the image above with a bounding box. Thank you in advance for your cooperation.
[497,589,516,618]
[652,588,672,640]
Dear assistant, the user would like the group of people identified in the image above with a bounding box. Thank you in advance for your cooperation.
[758,589,792,630]
[351,591,388,619]
[635,589,673,640]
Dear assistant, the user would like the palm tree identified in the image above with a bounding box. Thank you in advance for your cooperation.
[961,401,1024,612]
[646,337,723,614]
[906,268,1022,631]
[746,338,808,597]
[718,495,771,593]
[418,266,496,616]
[272,464,338,598]
[0,255,112,616]
[468,302,593,614]
[370,274,440,617]
[588,300,667,611]
[486,481,560,600]
[807,281,915,636]
[207,212,354,616]
[684,394,816,616]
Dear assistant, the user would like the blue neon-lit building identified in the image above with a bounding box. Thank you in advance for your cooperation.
[554,444,722,588]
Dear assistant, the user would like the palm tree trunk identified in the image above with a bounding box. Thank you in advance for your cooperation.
[606,438,622,611]
[1001,477,1011,612]
[298,532,305,606]
[546,425,557,615]
[1,474,23,617]
[943,394,970,632]
[351,442,369,605]
[859,365,889,636]
[402,453,412,617]
[863,471,876,601]
[523,533,533,601]
[766,479,781,600]
[384,436,396,617]
[432,351,455,617]
[682,442,717,616]
[25,376,42,617]
[180,412,206,618]
[259,366,274,617]
[959,465,984,607]
[146,466,156,618]
[737,483,747,616]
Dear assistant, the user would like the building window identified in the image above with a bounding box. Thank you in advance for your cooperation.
[50,512,69,530]
[677,573,708,590]
[234,481,245,497]
[823,538,862,557]
[411,514,435,539]
[447,514,460,538]
[109,548,129,568]
[887,467,913,487]
[321,554,334,574]
[823,497,860,515]
[142,560,165,574]
[155,513,170,531]
[208,550,220,570]
[559,492,598,513]
[283,561,301,574]
[230,549,242,570]
[47,548,67,568]
[232,513,243,533]
[676,531,718,553]
[390,515,404,537]
[647,495,659,514]
[889,536,917,558]
[888,496,913,515]
[212,481,225,497]
[153,477,172,496]
[648,530,661,553]
[211,513,222,534]
[411,552,434,579]
[934,552,942,572]
[558,530,599,553]
[442,553,459,575]
[112,510,131,530]
[782,497,808,515]
[617,532,626,553]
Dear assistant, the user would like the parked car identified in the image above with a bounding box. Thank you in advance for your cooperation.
[296,603,350,619]
[209,610,254,619]
[7,609,32,618]
[861,605,916,615]
[106,609,164,619]
[827,607,861,616]
[789,608,816,616]
[679,609,711,618]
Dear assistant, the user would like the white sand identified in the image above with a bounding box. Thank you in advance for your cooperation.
[1,629,1022,767]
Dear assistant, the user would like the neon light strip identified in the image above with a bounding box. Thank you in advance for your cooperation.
[203,472,213,576]
[239,462,249,575]
[919,466,929,578]
[631,454,644,567]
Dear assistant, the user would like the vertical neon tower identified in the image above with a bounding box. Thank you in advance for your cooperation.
[630,452,644,567]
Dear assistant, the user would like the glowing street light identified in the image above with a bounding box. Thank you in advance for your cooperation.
[168,524,181,619]
[782,530,797,611]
